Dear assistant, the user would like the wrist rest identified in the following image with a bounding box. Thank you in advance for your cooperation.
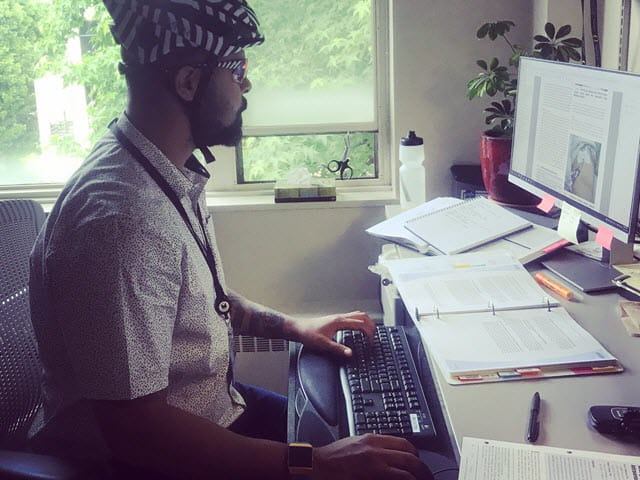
[297,346,341,427]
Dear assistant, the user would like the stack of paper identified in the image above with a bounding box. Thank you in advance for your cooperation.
[403,197,532,255]
[366,197,462,253]
[366,197,565,263]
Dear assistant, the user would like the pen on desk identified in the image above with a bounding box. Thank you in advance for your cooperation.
[527,392,541,443]
[534,272,575,301]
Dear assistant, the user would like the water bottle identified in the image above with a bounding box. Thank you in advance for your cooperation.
[399,130,426,209]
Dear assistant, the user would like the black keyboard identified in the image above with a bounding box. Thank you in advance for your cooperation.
[338,325,436,442]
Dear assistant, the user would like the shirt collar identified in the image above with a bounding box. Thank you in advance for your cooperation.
[116,114,210,198]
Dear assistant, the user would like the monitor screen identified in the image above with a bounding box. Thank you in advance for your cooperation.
[509,57,640,243]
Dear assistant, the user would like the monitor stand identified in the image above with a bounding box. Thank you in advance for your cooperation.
[542,240,634,293]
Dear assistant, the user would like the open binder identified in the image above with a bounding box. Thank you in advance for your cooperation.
[385,252,623,385]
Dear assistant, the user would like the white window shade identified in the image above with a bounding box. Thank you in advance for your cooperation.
[244,83,376,129]
[244,0,377,134]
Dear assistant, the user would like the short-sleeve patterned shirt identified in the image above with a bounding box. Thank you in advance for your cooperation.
[29,114,245,460]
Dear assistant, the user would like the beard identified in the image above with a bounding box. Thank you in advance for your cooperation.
[191,97,247,148]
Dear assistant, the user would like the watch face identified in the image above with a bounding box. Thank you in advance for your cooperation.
[289,444,313,468]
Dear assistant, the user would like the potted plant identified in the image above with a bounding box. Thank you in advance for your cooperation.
[467,21,583,205]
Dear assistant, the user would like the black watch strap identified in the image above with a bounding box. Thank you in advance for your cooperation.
[288,442,313,478]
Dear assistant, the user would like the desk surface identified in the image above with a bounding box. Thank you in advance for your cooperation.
[406,267,640,459]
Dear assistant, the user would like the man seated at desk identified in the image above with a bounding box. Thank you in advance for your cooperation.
[28,1,434,479]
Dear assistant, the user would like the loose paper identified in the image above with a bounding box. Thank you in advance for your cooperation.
[458,437,640,480]
[620,301,640,336]
[566,241,603,261]
[613,263,640,293]
[366,197,463,253]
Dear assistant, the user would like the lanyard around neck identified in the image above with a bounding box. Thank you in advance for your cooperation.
[110,123,231,321]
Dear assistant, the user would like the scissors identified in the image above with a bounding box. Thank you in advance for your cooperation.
[327,133,354,180]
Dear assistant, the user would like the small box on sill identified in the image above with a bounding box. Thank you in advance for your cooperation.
[274,178,336,203]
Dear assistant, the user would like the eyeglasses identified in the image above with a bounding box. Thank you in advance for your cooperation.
[190,59,248,84]
[217,59,248,84]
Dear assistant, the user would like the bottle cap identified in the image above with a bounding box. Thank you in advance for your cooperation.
[401,130,423,146]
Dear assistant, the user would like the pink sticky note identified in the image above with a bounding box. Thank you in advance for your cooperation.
[596,225,615,250]
[537,194,556,213]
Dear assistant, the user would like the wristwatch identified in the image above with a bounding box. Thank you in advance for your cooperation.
[288,442,313,478]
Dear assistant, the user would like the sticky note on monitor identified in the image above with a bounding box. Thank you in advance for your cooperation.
[537,194,556,214]
[596,225,615,250]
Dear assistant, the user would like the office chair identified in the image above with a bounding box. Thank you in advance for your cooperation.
[0,199,94,479]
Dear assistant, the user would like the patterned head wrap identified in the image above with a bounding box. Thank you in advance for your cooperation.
[104,0,264,65]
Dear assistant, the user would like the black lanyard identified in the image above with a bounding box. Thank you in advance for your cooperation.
[110,123,231,321]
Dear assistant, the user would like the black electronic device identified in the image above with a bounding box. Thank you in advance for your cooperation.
[588,405,640,439]
[337,326,437,445]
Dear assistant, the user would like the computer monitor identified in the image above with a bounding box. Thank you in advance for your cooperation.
[508,57,640,291]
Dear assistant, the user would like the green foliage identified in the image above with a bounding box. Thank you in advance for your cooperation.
[240,133,375,182]
[1,0,375,184]
[249,0,373,90]
[467,20,583,137]
[242,0,375,181]
[0,0,43,155]
[38,0,125,145]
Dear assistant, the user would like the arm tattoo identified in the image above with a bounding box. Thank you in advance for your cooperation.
[228,291,288,339]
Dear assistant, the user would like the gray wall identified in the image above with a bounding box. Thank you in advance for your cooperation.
[390,0,533,200]
[213,205,387,311]
[213,1,575,313]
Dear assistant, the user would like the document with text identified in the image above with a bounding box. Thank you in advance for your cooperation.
[418,307,619,380]
[385,251,621,383]
[403,197,532,255]
[459,437,640,480]
[365,197,463,253]
[385,251,558,317]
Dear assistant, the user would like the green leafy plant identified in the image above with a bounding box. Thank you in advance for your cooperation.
[467,21,583,137]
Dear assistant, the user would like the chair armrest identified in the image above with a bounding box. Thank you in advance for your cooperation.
[0,449,98,480]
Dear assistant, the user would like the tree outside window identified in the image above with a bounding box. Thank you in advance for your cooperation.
[0,1,378,187]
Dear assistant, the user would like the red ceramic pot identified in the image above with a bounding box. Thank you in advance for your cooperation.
[479,133,539,206]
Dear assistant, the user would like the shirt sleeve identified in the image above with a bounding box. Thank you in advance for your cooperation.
[47,214,182,400]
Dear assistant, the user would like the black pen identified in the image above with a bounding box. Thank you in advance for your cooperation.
[527,391,540,443]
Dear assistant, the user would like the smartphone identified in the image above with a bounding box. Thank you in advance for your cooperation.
[588,405,640,437]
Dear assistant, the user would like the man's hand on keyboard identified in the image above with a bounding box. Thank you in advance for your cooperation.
[312,433,434,480]
[287,311,375,357]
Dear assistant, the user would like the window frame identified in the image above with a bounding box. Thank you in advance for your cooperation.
[0,0,391,203]
[194,0,391,195]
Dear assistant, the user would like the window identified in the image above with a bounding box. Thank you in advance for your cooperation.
[0,1,389,198]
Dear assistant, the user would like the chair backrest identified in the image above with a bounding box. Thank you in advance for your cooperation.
[0,199,46,449]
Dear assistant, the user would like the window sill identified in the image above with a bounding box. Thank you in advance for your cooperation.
[2,186,398,213]
[206,188,398,212]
